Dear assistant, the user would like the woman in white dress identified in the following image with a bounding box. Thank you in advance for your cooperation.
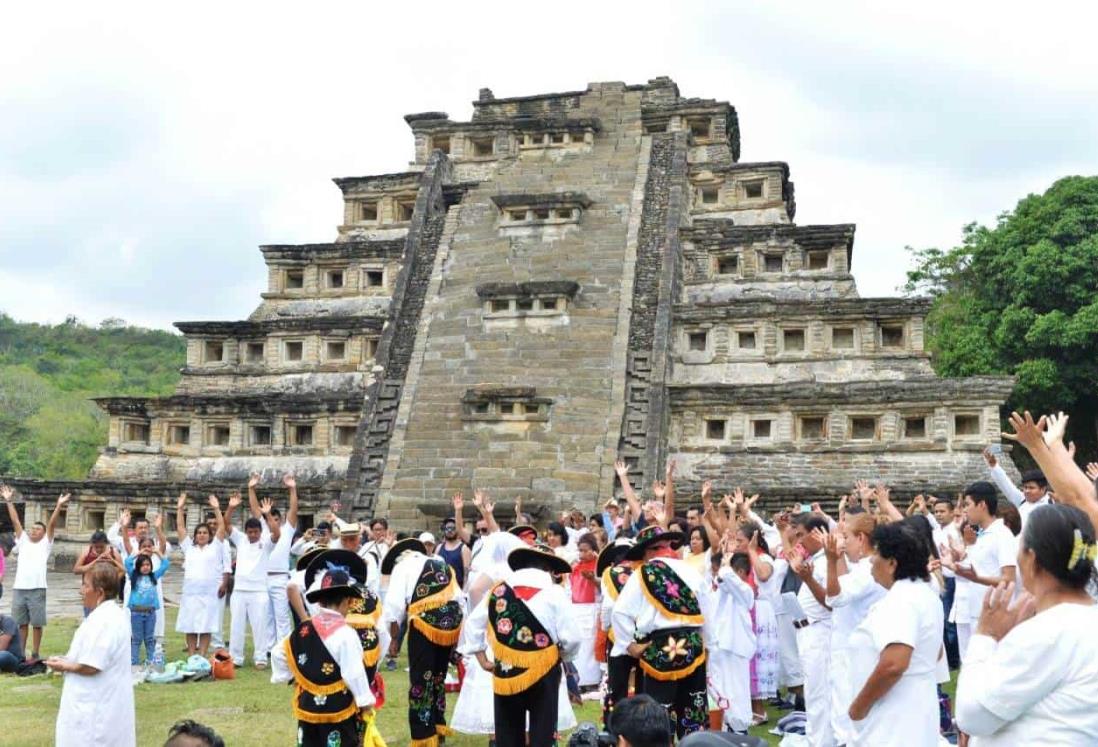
[47,562,135,747]
[174,493,228,656]
[453,532,578,737]
[956,504,1098,745]
[847,521,943,747]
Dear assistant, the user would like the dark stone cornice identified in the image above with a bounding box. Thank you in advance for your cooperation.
[94,394,363,417]
[490,192,592,209]
[674,296,932,322]
[332,172,421,194]
[475,281,580,300]
[260,240,406,263]
[407,116,601,134]
[669,376,1016,409]
[682,222,855,263]
[174,316,385,337]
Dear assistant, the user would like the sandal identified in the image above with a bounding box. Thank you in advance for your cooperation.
[751,713,769,726]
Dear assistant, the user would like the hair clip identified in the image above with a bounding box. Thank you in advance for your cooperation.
[1068,528,1097,570]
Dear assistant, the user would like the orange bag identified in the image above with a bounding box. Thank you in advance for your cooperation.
[210,648,235,680]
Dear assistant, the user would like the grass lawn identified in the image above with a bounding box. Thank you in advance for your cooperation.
[0,608,862,746]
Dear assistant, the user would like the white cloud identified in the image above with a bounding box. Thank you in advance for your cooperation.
[1,0,1095,326]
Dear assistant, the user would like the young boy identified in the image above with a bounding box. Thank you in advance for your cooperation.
[271,549,375,747]
[708,547,757,733]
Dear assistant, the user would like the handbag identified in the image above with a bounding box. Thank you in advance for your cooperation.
[210,648,235,680]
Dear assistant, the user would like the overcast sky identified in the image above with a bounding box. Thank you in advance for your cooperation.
[2,1,1095,330]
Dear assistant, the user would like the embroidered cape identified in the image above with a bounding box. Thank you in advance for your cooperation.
[284,619,359,724]
[408,558,463,646]
[602,563,634,644]
[347,590,382,669]
[487,582,560,695]
[640,558,703,624]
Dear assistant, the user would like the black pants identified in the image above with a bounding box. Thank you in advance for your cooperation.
[603,654,641,728]
[407,625,454,746]
[641,661,708,739]
[494,664,562,747]
[942,576,960,669]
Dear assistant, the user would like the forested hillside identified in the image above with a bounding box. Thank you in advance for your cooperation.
[0,314,185,479]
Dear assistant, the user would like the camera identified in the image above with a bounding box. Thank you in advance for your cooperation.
[566,722,616,747]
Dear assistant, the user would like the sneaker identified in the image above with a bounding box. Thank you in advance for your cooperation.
[385,658,398,672]
[254,661,268,670]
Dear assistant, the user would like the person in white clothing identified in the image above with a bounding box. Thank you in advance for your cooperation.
[847,522,944,747]
[226,491,280,668]
[823,511,885,746]
[950,482,1017,661]
[788,513,836,747]
[47,563,135,747]
[956,504,1098,745]
[983,448,1051,528]
[2,486,68,660]
[946,520,979,658]
[247,473,298,656]
[202,512,234,649]
[705,542,756,733]
[175,494,229,657]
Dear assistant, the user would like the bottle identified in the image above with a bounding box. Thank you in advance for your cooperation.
[152,649,165,674]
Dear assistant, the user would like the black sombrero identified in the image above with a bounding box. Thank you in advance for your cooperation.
[379,537,427,575]
[624,525,684,561]
[304,549,368,603]
[508,524,539,543]
[295,543,328,571]
[507,543,572,575]
[597,537,636,576]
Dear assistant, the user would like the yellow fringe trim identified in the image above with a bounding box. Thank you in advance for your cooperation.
[409,736,439,747]
[292,696,358,724]
[488,626,559,670]
[283,637,351,696]
[363,643,381,668]
[638,649,707,682]
[408,572,458,616]
[639,575,704,626]
[411,615,462,646]
[601,567,620,601]
[436,725,454,737]
[348,607,381,628]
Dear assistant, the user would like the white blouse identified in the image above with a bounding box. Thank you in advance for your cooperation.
[180,537,227,584]
[956,602,1098,746]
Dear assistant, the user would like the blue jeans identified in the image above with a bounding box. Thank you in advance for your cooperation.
[942,577,960,669]
[0,650,19,672]
[130,609,156,665]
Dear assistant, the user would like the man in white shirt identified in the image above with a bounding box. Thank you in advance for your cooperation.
[932,498,963,669]
[789,513,835,747]
[2,486,68,660]
[247,473,298,658]
[957,481,1017,656]
[225,492,279,668]
[382,537,464,746]
[612,525,716,740]
[461,543,581,746]
[983,448,1051,527]
[202,512,234,649]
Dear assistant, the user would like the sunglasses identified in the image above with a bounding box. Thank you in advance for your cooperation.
[476,527,489,535]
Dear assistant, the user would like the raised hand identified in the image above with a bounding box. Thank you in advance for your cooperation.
[0,485,12,502]
[652,480,666,500]
[823,531,841,562]
[745,493,759,510]
[701,480,712,502]
[207,495,221,510]
[976,582,1037,641]
[666,458,676,479]
[57,493,71,508]
[259,497,274,515]
[227,492,242,510]
[248,472,261,489]
[874,484,892,505]
[154,513,164,530]
[1044,411,1069,448]
[176,492,187,510]
[748,530,759,553]
[982,447,998,468]
[119,508,131,528]
[474,489,494,514]
[1086,463,1098,482]
[614,459,629,478]
[282,473,296,489]
[1003,411,1047,451]
[452,492,464,511]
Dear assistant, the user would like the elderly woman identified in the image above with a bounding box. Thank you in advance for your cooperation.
[955,504,1098,744]
[846,522,943,747]
[47,563,135,747]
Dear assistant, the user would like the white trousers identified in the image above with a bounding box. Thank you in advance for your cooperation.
[957,622,973,662]
[797,622,835,747]
[230,589,270,665]
[777,612,804,687]
[211,593,227,648]
[710,649,752,732]
[830,644,854,745]
[265,575,292,654]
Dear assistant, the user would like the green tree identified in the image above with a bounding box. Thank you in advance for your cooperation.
[906,175,1098,459]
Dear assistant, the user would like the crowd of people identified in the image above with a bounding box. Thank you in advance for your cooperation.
[1,410,1098,746]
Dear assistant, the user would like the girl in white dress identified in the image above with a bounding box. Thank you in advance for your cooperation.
[174,493,228,656]
[736,521,780,724]
[956,504,1098,745]
[847,521,943,747]
[47,563,135,747]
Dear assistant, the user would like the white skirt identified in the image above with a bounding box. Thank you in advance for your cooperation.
[451,654,577,735]
[175,578,221,634]
[573,603,602,687]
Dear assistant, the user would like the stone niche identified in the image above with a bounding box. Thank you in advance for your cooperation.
[476,280,580,330]
[490,192,593,238]
[461,385,552,433]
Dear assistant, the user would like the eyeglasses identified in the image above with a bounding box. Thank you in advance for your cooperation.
[476,527,489,535]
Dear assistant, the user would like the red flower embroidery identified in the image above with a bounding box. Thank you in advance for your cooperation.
[534,633,550,648]
[496,618,513,635]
